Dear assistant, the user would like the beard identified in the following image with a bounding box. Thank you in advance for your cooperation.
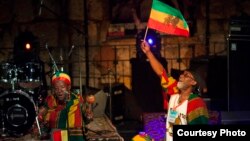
[177,81,188,90]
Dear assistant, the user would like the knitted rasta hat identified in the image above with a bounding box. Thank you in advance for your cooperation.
[131,132,153,141]
[51,71,71,85]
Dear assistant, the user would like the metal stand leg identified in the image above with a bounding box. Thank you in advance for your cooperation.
[108,80,112,121]
[107,68,113,121]
[35,116,42,136]
[1,111,6,137]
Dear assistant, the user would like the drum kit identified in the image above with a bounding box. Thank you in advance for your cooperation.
[0,61,43,137]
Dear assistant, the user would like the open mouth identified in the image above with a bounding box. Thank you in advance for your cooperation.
[57,93,64,99]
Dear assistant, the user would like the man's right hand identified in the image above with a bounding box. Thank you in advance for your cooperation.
[140,40,151,54]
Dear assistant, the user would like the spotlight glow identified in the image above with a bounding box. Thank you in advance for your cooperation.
[148,38,154,45]
[25,43,31,50]
[136,28,161,59]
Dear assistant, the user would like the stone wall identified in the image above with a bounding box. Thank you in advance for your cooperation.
[0,0,249,90]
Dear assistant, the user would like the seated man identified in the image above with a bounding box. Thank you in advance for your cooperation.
[37,71,94,141]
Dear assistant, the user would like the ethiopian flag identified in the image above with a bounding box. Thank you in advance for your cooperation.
[147,0,189,37]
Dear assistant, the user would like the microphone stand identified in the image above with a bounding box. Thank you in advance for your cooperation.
[64,91,70,141]
[39,2,90,91]
[1,110,6,137]
[45,43,59,72]
[66,105,70,141]
[108,69,112,121]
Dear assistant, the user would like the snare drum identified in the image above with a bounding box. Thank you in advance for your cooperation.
[18,62,42,89]
[0,90,36,136]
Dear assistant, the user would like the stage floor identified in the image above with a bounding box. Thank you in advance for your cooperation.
[0,115,125,141]
[86,114,124,141]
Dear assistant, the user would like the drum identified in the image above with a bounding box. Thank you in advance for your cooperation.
[0,62,18,88]
[0,90,36,136]
[18,62,42,89]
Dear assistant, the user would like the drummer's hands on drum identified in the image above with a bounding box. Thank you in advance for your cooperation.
[38,106,47,121]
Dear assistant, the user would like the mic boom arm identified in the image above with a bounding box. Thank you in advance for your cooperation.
[45,43,59,72]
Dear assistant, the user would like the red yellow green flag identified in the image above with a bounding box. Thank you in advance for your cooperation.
[147,0,189,37]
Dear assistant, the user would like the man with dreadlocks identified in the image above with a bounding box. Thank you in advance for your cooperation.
[37,71,94,141]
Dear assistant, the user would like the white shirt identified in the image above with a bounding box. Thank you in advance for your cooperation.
[166,94,188,141]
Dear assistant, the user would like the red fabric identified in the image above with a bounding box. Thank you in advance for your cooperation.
[162,91,169,110]
[161,70,178,110]
[52,77,71,86]
[187,97,207,114]
[52,130,62,141]
[148,18,189,37]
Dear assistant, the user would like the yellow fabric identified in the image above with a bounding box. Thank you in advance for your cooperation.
[132,135,147,141]
[150,9,187,30]
[61,130,68,141]
[68,99,79,127]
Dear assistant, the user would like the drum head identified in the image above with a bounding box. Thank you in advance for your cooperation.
[18,62,42,89]
[0,90,36,136]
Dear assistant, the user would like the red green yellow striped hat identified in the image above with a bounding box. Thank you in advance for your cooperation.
[52,71,71,85]
[131,132,152,141]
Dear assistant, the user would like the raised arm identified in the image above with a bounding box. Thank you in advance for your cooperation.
[141,40,178,110]
[140,40,164,77]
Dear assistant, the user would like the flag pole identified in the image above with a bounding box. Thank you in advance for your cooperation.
[143,26,149,41]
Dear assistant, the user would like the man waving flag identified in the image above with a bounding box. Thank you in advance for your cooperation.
[147,0,189,37]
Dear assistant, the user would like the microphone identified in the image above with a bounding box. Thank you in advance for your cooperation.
[39,0,44,16]
[64,91,70,102]
[60,55,63,62]
[68,45,75,57]
[45,43,59,72]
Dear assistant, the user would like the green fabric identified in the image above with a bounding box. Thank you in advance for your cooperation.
[57,94,76,129]
[69,135,85,141]
[151,0,188,28]
[45,93,87,141]
[187,94,209,124]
